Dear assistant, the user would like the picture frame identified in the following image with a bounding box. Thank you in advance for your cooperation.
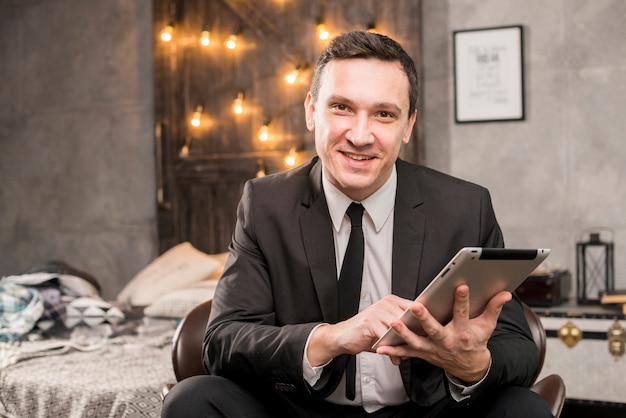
[453,25,525,123]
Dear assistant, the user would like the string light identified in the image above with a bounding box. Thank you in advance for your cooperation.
[170,14,342,166]
[255,159,267,178]
[180,134,191,157]
[200,25,211,46]
[160,24,174,42]
[285,67,300,84]
[284,147,297,167]
[225,31,238,49]
[190,105,203,127]
[258,119,270,142]
[233,91,244,115]
[316,21,329,40]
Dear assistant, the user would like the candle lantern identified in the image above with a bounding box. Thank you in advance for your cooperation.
[576,232,614,304]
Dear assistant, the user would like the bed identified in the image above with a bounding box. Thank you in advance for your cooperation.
[0,242,226,418]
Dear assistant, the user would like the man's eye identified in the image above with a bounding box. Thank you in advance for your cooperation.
[332,104,347,111]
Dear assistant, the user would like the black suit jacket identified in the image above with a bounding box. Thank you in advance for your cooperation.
[204,157,538,406]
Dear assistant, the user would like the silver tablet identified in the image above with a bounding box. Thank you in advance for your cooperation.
[371,247,550,350]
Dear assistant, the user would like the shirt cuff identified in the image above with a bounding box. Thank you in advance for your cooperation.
[302,323,332,386]
[445,359,492,402]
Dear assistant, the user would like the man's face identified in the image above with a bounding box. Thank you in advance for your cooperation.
[304,58,416,201]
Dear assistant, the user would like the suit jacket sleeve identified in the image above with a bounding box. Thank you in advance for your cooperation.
[202,162,332,396]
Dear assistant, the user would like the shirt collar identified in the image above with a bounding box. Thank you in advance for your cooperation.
[322,166,397,233]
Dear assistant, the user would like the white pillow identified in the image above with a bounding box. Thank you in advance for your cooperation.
[117,242,221,306]
[143,281,218,319]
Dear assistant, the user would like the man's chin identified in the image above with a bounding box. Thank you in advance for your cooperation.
[336,177,376,200]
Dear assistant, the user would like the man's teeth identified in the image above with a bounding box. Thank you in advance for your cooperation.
[346,153,372,161]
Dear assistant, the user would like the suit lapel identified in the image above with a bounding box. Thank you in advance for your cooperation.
[393,161,431,392]
[392,160,426,300]
[301,160,339,322]
[300,160,428,321]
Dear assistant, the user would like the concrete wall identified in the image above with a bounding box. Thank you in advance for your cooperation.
[422,0,626,297]
[0,0,157,300]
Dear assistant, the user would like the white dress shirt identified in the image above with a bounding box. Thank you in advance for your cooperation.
[304,167,409,412]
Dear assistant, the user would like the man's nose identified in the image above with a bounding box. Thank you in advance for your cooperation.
[347,114,374,146]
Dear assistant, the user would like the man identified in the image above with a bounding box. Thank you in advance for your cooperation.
[162,30,552,417]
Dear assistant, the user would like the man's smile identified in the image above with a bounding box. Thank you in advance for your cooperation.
[343,152,373,161]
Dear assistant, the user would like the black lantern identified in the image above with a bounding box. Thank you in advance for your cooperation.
[576,232,614,304]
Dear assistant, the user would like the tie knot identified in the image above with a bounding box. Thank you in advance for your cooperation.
[346,202,364,227]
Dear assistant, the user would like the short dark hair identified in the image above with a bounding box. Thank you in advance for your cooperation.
[309,30,419,118]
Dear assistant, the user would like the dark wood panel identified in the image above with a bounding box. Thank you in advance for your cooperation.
[170,156,259,254]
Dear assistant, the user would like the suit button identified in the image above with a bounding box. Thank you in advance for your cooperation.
[274,383,296,392]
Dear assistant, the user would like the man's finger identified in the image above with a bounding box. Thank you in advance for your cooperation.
[409,302,446,341]
[482,291,512,322]
[452,284,471,323]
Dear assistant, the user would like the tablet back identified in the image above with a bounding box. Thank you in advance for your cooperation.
[372,247,550,349]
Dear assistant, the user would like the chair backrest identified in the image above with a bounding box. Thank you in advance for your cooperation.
[171,299,212,381]
[521,302,546,384]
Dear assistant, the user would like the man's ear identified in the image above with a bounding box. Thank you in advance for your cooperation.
[402,110,417,144]
[304,92,315,131]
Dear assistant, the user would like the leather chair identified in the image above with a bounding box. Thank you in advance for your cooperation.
[523,303,566,417]
[163,300,566,417]
[161,300,212,399]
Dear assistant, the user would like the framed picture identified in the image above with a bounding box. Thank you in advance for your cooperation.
[453,25,525,123]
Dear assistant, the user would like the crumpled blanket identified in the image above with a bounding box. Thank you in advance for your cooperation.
[0,282,44,342]
[2,260,107,333]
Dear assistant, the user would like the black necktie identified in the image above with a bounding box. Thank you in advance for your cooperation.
[338,202,364,400]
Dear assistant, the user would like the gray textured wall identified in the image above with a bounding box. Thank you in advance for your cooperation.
[0,0,157,300]
[422,0,626,296]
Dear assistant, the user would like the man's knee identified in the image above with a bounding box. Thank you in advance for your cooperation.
[162,375,214,417]
[161,375,273,418]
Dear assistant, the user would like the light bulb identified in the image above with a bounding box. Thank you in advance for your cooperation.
[317,23,329,40]
[285,68,299,84]
[200,29,210,46]
[255,159,266,178]
[179,144,189,157]
[160,24,174,42]
[233,91,244,115]
[225,33,237,50]
[284,147,297,167]
[190,106,203,127]
[258,123,269,142]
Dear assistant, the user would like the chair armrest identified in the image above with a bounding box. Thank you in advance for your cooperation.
[530,374,566,417]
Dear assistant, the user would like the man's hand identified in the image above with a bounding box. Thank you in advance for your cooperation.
[375,284,512,384]
[306,294,411,367]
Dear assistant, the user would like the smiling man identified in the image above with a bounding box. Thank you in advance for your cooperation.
[162,30,553,418]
